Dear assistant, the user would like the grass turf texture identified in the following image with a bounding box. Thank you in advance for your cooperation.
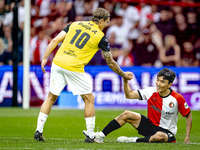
[0,108,199,150]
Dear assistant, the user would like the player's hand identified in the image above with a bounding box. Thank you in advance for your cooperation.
[184,137,190,143]
[123,72,133,80]
[41,59,47,73]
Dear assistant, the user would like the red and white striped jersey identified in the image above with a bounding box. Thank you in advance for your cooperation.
[138,87,191,135]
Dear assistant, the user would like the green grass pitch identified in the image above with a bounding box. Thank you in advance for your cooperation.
[0,108,199,150]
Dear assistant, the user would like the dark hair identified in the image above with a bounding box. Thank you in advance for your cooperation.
[91,8,110,23]
[157,68,176,83]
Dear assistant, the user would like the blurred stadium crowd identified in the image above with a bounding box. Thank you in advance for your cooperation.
[0,0,200,67]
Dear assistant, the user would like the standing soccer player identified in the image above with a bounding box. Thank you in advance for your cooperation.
[85,68,192,143]
[34,8,133,143]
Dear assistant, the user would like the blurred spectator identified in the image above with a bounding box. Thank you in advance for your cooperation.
[116,40,134,66]
[3,0,25,30]
[2,24,23,65]
[107,32,133,66]
[171,5,183,15]
[0,0,5,26]
[35,0,50,17]
[2,25,13,52]
[133,28,158,66]
[74,15,83,21]
[82,0,93,21]
[156,6,174,39]
[106,15,133,66]
[30,25,37,40]
[50,17,65,41]
[3,2,15,27]
[30,30,49,65]
[0,37,12,65]
[108,32,122,61]
[102,0,116,19]
[47,0,60,22]
[195,48,200,66]
[18,0,25,30]
[0,0,5,37]
[139,4,160,29]
[31,4,41,27]
[36,17,53,39]
[181,41,199,66]
[116,2,140,44]
[102,0,117,29]
[159,34,181,66]
[137,1,151,28]
[57,0,73,23]
[74,0,85,15]
[150,23,163,48]
[4,0,10,13]
[106,15,129,47]
[172,13,191,47]
[91,0,99,12]
[0,0,199,67]
[186,8,199,44]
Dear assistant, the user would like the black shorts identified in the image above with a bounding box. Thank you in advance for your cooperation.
[136,115,176,143]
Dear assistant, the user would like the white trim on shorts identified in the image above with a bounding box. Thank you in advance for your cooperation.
[49,63,92,96]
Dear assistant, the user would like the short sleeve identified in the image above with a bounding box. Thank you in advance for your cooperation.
[138,87,156,100]
[177,95,191,117]
[63,24,71,33]
[98,36,110,52]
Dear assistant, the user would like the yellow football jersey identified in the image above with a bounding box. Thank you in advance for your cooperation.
[53,21,110,73]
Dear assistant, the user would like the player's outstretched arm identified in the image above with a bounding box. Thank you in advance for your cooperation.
[41,31,66,73]
[123,77,140,99]
[102,51,133,80]
[184,112,192,143]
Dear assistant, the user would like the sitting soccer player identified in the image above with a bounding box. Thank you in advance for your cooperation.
[83,68,192,143]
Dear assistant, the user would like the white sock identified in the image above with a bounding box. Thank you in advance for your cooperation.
[36,112,48,133]
[85,116,95,139]
[133,137,139,143]
[99,131,105,138]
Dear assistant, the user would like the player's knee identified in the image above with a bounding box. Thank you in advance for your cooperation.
[120,110,132,119]
[47,92,58,104]
[81,94,95,104]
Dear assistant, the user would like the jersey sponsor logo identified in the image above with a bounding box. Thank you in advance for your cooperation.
[184,102,189,109]
[78,22,91,30]
[92,30,97,34]
[150,105,161,113]
[64,50,77,57]
[169,102,174,108]
[165,111,174,115]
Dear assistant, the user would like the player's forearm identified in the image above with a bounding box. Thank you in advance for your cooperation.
[42,39,58,60]
[185,112,192,138]
[107,60,125,77]
[123,79,132,98]
[103,51,125,77]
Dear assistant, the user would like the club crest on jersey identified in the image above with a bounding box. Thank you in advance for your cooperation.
[184,102,189,109]
[169,102,174,108]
